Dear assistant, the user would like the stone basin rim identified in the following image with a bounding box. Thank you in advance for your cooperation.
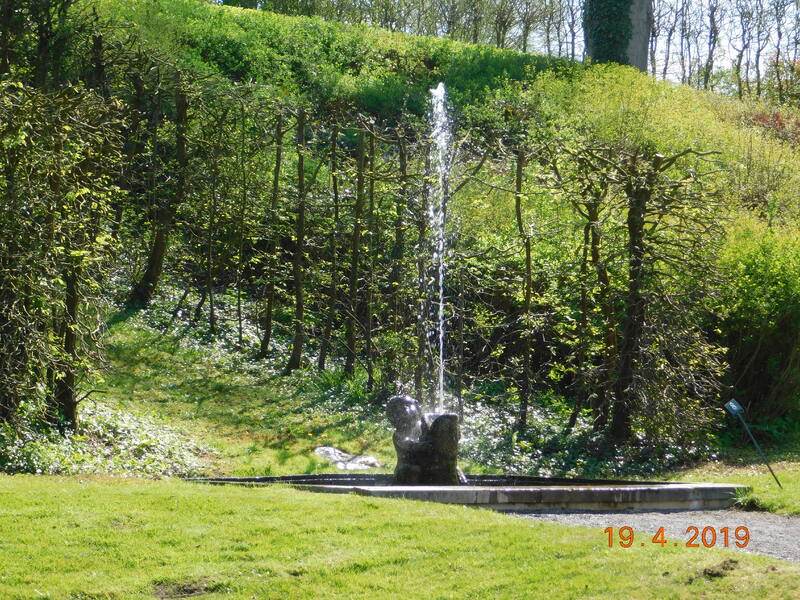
[186,473,702,486]
[186,474,749,512]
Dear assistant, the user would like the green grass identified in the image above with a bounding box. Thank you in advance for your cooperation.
[101,320,395,477]
[671,449,800,516]
[1,475,798,600]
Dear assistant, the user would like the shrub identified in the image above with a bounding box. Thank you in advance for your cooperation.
[718,218,800,428]
[0,403,208,477]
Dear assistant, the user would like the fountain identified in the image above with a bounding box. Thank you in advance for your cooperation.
[387,395,465,485]
[190,84,748,511]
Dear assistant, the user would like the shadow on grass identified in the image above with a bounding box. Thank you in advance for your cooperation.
[106,308,139,327]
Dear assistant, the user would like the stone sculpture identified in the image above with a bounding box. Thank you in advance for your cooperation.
[386,395,466,485]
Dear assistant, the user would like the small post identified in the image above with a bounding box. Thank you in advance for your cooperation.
[724,400,782,489]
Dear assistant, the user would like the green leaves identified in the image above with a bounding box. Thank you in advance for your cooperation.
[0,81,123,426]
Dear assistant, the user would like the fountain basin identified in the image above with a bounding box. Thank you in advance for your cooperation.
[189,474,748,512]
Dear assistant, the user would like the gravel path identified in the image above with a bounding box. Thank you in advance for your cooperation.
[514,510,800,563]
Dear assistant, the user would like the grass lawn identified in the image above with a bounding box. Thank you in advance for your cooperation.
[1,475,798,600]
[672,450,800,516]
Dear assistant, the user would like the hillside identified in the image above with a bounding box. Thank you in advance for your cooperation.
[93,0,573,115]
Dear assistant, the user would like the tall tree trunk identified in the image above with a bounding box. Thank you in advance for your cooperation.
[0,0,16,77]
[88,18,110,99]
[584,0,653,71]
[54,265,80,431]
[128,88,165,308]
[734,50,746,99]
[114,70,146,242]
[386,138,408,386]
[521,21,531,53]
[701,3,719,90]
[128,76,186,308]
[206,114,224,336]
[284,110,307,373]
[235,101,249,348]
[0,157,20,421]
[318,126,339,370]
[661,20,676,80]
[612,158,657,442]
[567,222,591,432]
[755,46,764,98]
[627,0,654,71]
[589,202,615,430]
[128,206,171,308]
[33,5,52,88]
[258,112,285,358]
[344,130,366,376]
[365,131,376,391]
[514,149,532,431]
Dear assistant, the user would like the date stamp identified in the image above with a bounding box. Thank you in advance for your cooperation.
[604,526,750,548]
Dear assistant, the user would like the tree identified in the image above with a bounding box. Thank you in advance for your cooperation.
[127,70,189,308]
[258,109,288,358]
[344,129,367,376]
[284,109,308,374]
[583,0,653,71]
[0,83,122,429]
[490,0,519,48]
[603,146,723,443]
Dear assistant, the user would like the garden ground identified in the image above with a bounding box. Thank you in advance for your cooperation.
[2,319,798,599]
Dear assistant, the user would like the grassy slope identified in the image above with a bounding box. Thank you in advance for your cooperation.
[1,475,799,600]
[104,319,800,513]
[103,319,396,477]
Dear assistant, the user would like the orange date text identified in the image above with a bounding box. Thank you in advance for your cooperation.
[604,526,750,548]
